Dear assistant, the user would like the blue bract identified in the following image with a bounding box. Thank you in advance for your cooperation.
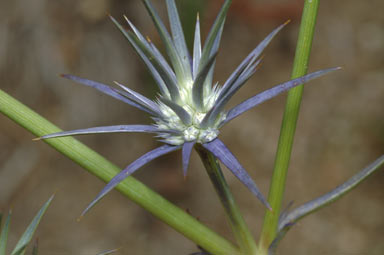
[39,0,338,215]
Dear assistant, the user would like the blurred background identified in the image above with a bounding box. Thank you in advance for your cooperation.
[0,0,383,254]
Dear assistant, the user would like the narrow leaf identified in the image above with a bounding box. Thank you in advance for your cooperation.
[81,145,181,217]
[143,0,187,82]
[61,74,153,114]
[159,98,192,125]
[192,52,218,111]
[182,141,195,177]
[123,16,173,77]
[128,32,181,101]
[220,19,289,100]
[203,138,271,209]
[270,155,384,254]
[199,0,231,71]
[192,14,202,79]
[116,16,170,97]
[166,0,192,79]
[35,125,159,140]
[110,16,180,100]
[114,81,161,116]
[11,195,54,255]
[224,67,340,123]
[202,22,224,94]
[201,58,262,128]
[0,212,11,255]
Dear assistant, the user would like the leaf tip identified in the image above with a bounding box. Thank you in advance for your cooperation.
[284,19,291,26]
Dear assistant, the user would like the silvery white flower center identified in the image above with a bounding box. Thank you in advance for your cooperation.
[155,81,225,145]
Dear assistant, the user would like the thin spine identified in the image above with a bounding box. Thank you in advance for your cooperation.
[269,155,384,254]
[166,0,192,81]
[195,144,258,255]
[192,14,202,80]
[123,17,170,97]
[110,16,180,101]
[35,125,159,140]
[143,0,187,82]
[0,212,11,255]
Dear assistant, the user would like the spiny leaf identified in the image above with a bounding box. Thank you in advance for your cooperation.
[110,16,180,101]
[61,74,154,115]
[114,81,162,116]
[182,141,195,177]
[11,195,54,255]
[269,155,384,254]
[35,125,159,140]
[166,0,192,80]
[81,145,181,217]
[123,17,170,97]
[199,0,231,71]
[192,52,218,111]
[224,67,341,124]
[193,14,201,79]
[203,138,271,209]
[0,211,11,255]
[143,0,187,82]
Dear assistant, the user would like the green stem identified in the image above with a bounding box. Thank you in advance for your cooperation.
[0,88,239,255]
[196,144,257,255]
[258,0,320,251]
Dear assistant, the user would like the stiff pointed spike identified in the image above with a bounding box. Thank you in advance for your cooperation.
[224,67,341,123]
[37,125,159,140]
[270,154,384,252]
[166,0,192,79]
[192,13,202,79]
[192,52,219,111]
[11,195,54,255]
[203,138,271,209]
[81,145,181,217]
[113,81,161,115]
[182,141,195,178]
[110,16,173,98]
[200,0,231,70]
[0,211,11,255]
[142,0,187,82]
[61,74,154,114]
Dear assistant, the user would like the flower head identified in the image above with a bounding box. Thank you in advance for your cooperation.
[39,0,338,215]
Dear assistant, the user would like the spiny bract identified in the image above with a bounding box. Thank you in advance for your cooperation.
[38,0,338,215]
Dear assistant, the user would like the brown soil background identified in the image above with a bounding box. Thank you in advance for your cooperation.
[0,0,383,254]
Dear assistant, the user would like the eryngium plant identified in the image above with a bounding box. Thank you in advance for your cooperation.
[37,0,338,216]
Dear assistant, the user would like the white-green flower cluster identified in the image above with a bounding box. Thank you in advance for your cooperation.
[155,82,224,145]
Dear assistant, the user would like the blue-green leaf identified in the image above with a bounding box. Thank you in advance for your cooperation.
[199,0,231,72]
[166,0,192,80]
[269,155,384,254]
[143,0,187,83]
[192,14,201,80]
[192,52,218,111]
[110,16,179,100]
[11,195,54,255]
[0,212,11,255]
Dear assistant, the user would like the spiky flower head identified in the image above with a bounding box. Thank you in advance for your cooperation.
[38,0,338,214]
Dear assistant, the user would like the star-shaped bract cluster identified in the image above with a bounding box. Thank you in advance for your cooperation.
[39,0,338,215]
